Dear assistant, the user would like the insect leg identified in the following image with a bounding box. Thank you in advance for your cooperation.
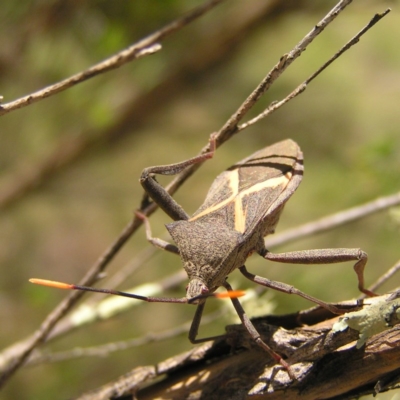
[140,135,216,221]
[239,265,342,314]
[260,248,376,297]
[135,211,179,254]
[188,301,226,344]
[222,281,295,379]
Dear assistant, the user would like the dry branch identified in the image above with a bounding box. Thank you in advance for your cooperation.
[0,0,225,117]
[266,191,400,248]
[72,295,400,400]
[239,8,391,132]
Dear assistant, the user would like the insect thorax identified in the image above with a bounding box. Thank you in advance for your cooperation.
[166,220,246,296]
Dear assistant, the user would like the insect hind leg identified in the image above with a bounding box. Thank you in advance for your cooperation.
[222,281,295,379]
[239,265,343,314]
[260,248,377,298]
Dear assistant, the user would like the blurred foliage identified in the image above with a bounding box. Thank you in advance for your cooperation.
[0,0,399,398]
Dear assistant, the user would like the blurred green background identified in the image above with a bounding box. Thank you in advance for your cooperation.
[0,0,399,398]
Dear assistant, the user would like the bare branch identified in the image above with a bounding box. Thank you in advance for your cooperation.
[305,8,391,85]
[369,259,400,293]
[0,0,225,117]
[71,296,400,400]
[266,191,400,248]
[27,308,224,366]
[239,8,391,131]
[215,0,355,144]
[0,216,140,387]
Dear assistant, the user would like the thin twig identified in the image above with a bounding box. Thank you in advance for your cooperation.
[27,308,225,366]
[239,8,391,131]
[0,0,226,117]
[46,270,187,341]
[265,191,400,248]
[0,216,141,387]
[215,0,355,144]
[307,8,391,82]
[369,259,400,293]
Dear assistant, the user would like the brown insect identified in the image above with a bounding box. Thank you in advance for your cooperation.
[31,138,374,377]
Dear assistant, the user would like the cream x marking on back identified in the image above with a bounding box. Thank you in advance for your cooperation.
[190,170,292,233]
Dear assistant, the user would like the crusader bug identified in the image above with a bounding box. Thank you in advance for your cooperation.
[31,138,375,377]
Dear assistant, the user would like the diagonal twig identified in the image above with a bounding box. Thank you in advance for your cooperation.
[239,8,391,131]
[26,308,225,366]
[266,191,400,248]
[0,0,226,117]
[369,259,400,293]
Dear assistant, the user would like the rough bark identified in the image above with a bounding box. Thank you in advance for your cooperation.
[74,296,400,400]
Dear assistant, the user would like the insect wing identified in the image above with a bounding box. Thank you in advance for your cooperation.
[235,139,303,236]
[190,140,302,236]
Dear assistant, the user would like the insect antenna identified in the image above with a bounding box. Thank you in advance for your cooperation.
[29,279,245,304]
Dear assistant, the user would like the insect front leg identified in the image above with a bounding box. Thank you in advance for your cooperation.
[135,211,179,254]
[139,135,216,221]
[188,301,226,344]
